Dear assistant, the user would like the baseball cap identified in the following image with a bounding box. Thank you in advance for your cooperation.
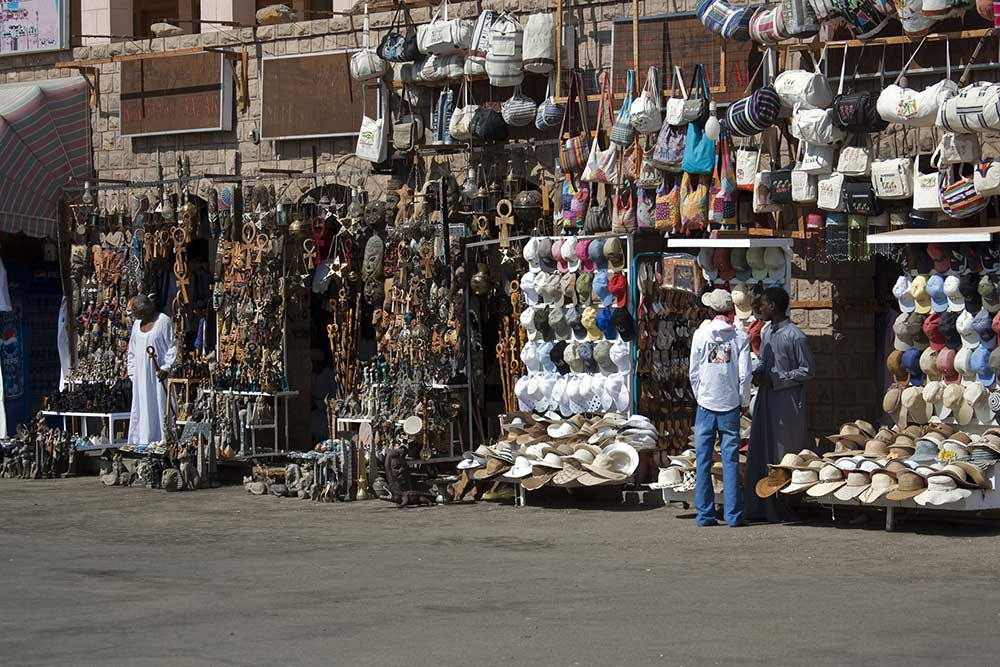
[922,313,945,352]
[714,248,736,283]
[973,308,997,351]
[523,237,541,272]
[604,238,625,272]
[764,247,786,282]
[901,348,924,386]
[943,275,964,312]
[608,272,628,308]
[576,239,594,272]
[593,270,613,307]
[959,274,982,314]
[893,275,916,313]
[936,347,960,384]
[588,239,607,270]
[926,243,951,273]
[980,275,1000,314]
[702,288,735,314]
[552,239,568,273]
[747,247,767,282]
[732,282,753,320]
[926,274,948,313]
[938,311,961,350]
[595,307,617,340]
[576,272,594,304]
[957,310,980,349]
[562,238,580,272]
[538,238,557,273]
[910,275,931,314]
[612,308,636,342]
[972,345,995,386]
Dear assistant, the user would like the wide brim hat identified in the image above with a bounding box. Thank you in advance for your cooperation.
[833,472,871,501]
[473,457,512,480]
[914,477,972,506]
[884,471,928,501]
[602,442,640,476]
[858,471,899,504]
[755,469,791,497]
[779,470,820,495]
[806,477,847,497]
[521,468,558,491]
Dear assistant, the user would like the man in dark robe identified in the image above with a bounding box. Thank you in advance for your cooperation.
[745,286,815,523]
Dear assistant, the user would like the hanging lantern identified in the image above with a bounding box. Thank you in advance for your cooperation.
[278,194,292,226]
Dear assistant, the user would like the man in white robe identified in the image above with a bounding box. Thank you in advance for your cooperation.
[126,295,176,445]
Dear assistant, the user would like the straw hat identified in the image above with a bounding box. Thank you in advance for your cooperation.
[885,469,928,501]
[521,467,558,491]
[648,466,685,490]
[755,469,791,498]
[805,464,847,497]
[779,468,820,495]
[826,421,875,448]
[473,457,512,480]
[858,470,899,504]
[914,474,973,506]
[833,470,872,501]
[602,443,640,476]
[578,454,629,486]
[769,453,807,470]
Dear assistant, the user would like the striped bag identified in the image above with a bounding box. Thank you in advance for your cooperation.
[725,73,781,137]
[941,167,989,219]
[937,82,1000,134]
[611,70,637,146]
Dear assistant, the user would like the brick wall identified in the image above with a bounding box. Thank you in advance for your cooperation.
[0,2,876,444]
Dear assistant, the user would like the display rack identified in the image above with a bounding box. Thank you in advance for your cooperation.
[866,226,1000,245]
[204,389,298,455]
[40,411,131,450]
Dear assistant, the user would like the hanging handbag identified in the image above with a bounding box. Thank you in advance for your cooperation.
[936,33,997,132]
[637,185,657,229]
[817,171,846,211]
[651,123,686,172]
[571,182,592,224]
[523,13,556,75]
[791,142,817,203]
[680,172,709,232]
[682,119,716,175]
[613,180,637,234]
[782,0,819,36]
[837,135,871,176]
[464,9,497,77]
[832,44,888,132]
[753,167,779,214]
[831,0,889,39]
[559,71,591,175]
[798,141,834,174]
[941,165,989,219]
[486,12,524,87]
[636,156,661,189]
[351,8,387,81]
[664,66,690,127]
[808,0,838,21]
[583,184,609,234]
[844,181,882,216]
[535,75,565,131]
[392,89,424,152]
[418,54,446,83]
[749,5,790,45]
[502,85,537,127]
[611,69,638,147]
[870,133,913,200]
[774,49,833,111]
[769,159,794,205]
[357,85,388,163]
[417,0,473,55]
[736,141,762,190]
[878,37,958,127]
[713,130,738,221]
[975,160,1000,197]
[469,105,508,142]
[631,65,663,134]
[932,132,982,167]
[682,65,711,125]
[725,55,781,138]
[449,80,474,141]
[378,5,421,63]
[791,104,846,146]
[655,176,680,232]
[913,148,943,211]
[582,74,620,184]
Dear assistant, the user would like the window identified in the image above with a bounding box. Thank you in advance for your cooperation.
[133,0,201,38]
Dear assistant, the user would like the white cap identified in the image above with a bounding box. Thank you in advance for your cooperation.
[944,275,964,312]
[893,275,915,313]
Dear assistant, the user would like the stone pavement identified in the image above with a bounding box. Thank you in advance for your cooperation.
[1,478,997,666]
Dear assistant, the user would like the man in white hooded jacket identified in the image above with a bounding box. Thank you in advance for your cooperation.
[688,289,752,527]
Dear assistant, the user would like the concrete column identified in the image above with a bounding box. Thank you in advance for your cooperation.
[200,0,256,31]
[79,0,133,45]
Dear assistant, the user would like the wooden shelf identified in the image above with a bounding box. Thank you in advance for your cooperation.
[866,226,1000,245]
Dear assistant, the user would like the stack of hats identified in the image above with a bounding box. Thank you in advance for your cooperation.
[520,236,634,417]
[886,253,1000,427]
[755,420,995,507]
[458,412,651,491]
[697,246,787,287]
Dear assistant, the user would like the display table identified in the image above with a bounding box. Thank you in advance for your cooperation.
[205,389,298,455]
[40,411,130,450]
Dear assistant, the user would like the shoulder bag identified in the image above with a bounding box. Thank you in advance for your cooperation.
[791,142,818,203]
[351,10,387,82]
[535,75,565,131]
[878,37,958,128]
[937,33,998,133]
[816,171,846,211]
[655,176,681,232]
[941,165,989,219]
[932,132,982,168]
[430,87,456,145]
[913,145,942,211]
[774,48,833,111]
[393,88,424,152]
[791,104,846,146]
[378,5,421,63]
[735,141,760,191]
[464,9,497,77]
[683,65,711,125]
[613,180,637,234]
[844,181,882,216]
[870,134,914,200]
[725,55,781,138]
[681,66,717,175]
[782,0,819,36]
[831,0,889,40]
[417,0,473,55]
[502,85,538,127]
[559,71,591,175]
[664,66,690,127]
[582,73,620,184]
[974,160,1000,197]
[631,65,663,134]
[749,5,790,46]
[449,79,474,141]
[832,44,888,132]
[357,84,388,162]
[486,12,524,87]
[837,134,871,176]
[469,104,508,142]
[611,69,638,146]
[680,172,708,233]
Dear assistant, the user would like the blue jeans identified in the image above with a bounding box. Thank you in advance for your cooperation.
[694,406,743,526]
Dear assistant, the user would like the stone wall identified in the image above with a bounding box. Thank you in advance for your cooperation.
[0,2,875,443]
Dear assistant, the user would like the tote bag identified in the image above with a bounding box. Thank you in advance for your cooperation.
[582,74,620,184]
[356,85,388,162]
[611,69,638,146]
[682,120,716,175]
[559,71,591,174]
[631,66,663,134]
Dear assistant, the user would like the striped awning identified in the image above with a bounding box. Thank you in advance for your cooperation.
[0,77,91,238]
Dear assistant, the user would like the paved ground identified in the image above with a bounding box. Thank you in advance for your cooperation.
[2,479,999,666]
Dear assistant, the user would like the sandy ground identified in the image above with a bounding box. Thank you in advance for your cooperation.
[1,478,999,666]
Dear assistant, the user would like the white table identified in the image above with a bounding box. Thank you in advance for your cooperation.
[41,411,131,450]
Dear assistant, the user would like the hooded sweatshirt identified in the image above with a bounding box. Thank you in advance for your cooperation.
[689,316,752,412]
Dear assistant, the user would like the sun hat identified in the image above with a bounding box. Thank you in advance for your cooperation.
[593,270,613,307]
[608,272,628,308]
[578,453,629,485]
[910,275,931,314]
[833,470,872,501]
[779,467,820,494]
[648,466,685,490]
[914,474,972,506]
[595,307,617,340]
[857,439,891,459]
[805,464,847,497]
[730,248,751,282]
[702,288,734,314]
[521,467,558,490]
[755,469,792,497]
[925,422,956,438]
[604,238,625,272]
[747,247,767,282]
[893,275,917,313]
[602,442,640,475]
[576,239,594,272]
[457,452,487,470]
[858,470,899,503]
[884,469,929,501]
[473,457,512,480]
[826,421,875,448]
[980,274,1000,314]
[507,456,534,478]
[588,238,608,270]
[523,237,541,272]
[770,452,807,470]
[943,275,964,312]
[925,274,948,313]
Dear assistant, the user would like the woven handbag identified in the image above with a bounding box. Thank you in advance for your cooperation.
[582,74,620,184]
[611,69,638,147]
[559,71,591,174]
[535,76,565,130]
[502,85,537,127]
[724,58,781,138]
[941,166,989,219]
